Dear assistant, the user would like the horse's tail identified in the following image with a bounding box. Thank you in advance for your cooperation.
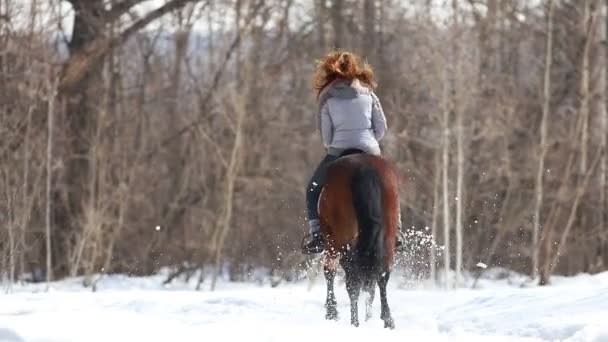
[351,167,385,278]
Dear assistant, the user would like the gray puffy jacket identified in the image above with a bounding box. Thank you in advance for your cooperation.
[317,79,387,156]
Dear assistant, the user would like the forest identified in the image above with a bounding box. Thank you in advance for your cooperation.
[1,0,607,289]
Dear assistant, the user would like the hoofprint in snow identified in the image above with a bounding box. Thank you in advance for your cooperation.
[1,269,608,342]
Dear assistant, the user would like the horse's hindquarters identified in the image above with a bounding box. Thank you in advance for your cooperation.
[318,171,359,254]
[318,153,399,329]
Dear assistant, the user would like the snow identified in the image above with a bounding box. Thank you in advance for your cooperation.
[1,270,608,342]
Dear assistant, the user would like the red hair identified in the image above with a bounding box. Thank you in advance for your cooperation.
[313,51,377,97]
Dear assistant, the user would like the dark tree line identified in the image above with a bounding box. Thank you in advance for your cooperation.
[1,0,607,288]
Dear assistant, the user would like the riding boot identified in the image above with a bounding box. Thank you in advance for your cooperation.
[302,219,324,254]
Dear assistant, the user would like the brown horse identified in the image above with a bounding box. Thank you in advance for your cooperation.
[318,152,399,329]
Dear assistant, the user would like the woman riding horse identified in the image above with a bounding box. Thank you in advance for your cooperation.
[302,51,403,254]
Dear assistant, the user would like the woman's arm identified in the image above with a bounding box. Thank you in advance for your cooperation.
[371,92,387,141]
[320,103,333,147]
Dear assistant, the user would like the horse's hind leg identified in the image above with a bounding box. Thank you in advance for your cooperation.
[378,271,395,329]
[323,258,338,321]
[364,280,376,321]
[344,264,361,327]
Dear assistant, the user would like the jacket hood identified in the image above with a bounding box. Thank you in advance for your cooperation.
[326,78,370,99]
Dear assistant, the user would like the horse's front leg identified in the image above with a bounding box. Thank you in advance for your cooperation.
[378,271,395,329]
[323,257,338,321]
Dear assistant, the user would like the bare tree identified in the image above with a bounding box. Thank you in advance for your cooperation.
[430,152,441,284]
[442,63,451,289]
[452,0,464,287]
[210,91,246,291]
[45,70,57,287]
[532,0,554,280]
[331,0,344,48]
[596,0,607,271]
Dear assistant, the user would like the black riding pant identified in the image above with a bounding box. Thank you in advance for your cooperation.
[306,154,339,221]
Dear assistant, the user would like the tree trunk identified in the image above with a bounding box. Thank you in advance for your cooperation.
[7,191,15,288]
[580,0,594,174]
[452,0,463,288]
[331,0,344,48]
[363,0,376,55]
[592,0,606,271]
[454,105,463,287]
[600,0,608,269]
[430,152,441,284]
[478,0,498,85]
[19,106,35,282]
[46,73,58,288]
[442,66,451,290]
[210,96,245,291]
[533,0,554,280]
[543,151,602,280]
[314,0,327,51]
[161,16,192,242]
[52,0,105,278]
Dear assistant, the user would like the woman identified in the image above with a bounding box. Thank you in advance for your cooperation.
[302,51,403,254]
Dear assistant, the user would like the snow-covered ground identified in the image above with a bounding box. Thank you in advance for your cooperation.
[1,269,608,342]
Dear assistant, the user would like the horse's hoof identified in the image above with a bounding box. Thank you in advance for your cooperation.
[325,311,338,321]
[384,318,395,329]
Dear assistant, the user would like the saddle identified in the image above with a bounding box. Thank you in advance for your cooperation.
[337,148,366,158]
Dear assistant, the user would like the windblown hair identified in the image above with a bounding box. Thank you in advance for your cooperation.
[313,51,377,97]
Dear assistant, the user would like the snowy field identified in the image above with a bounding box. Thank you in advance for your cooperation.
[1,269,608,342]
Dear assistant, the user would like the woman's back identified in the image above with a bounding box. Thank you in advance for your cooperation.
[320,79,386,156]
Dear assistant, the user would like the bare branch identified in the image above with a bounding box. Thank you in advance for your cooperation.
[142,0,265,161]
[60,0,200,93]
